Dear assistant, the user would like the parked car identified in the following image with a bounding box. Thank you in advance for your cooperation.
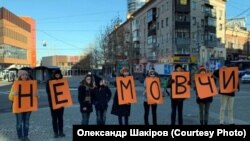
[241,71,250,83]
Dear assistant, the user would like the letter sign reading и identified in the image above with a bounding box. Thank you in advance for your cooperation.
[195,73,217,99]
[116,76,137,105]
[13,80,38,113]
[49,78,73,110]
[146,77,163,104]
[219,67,238,93]
[171,72,191,99]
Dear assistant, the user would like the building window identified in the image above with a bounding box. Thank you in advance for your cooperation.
[166,18,168,26]
[192,17,196,25]
[147,36,156,45]
[219,10,222,20]
[161,20,164,28]
[177,0,188,5]
[219,24,223,30]
[201,19,204,27]
[192,1,197,10]
[157,22,159,30]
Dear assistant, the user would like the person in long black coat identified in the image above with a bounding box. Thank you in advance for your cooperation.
[111,67,131,125]
[78,74,96,125]
[46,70,66,138]
[94,80,112,125]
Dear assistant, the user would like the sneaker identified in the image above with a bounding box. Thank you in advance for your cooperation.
[59,133,66,137]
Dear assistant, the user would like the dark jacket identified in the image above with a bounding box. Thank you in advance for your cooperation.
[78,85,95,113]
[111,91,131,116]
[94,85,112,110]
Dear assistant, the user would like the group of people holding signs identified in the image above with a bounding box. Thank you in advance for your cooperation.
[7,63,239,140]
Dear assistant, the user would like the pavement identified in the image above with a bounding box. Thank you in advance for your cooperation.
[0,76,250,141]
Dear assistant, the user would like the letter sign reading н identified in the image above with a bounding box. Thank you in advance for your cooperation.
[49,78,73,110]
[171,72,191,99]
[13,80,38,113]
[116,76,137,105]
[146,77,163,104]
[219,67,239,93]
[195,73,217,99]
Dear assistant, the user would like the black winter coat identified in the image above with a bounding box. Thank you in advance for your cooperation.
[78,85,95,113]
[94,86,112,110]
[111,91,131,117]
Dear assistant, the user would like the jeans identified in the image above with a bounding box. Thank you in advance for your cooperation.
[198,103,210,125]
[118,116,129,125]
[16,112,31,138]
[171,100,183,125]
[96,109,107,125]
[50,107,64,134]
[143,102,157,125]
[220,95,234,124]
[81,112,90,125]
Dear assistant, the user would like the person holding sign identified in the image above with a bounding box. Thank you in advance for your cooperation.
[213,66,240,125]
[78,74,96,125]
[194,66,214,125]
[46,70,66,138]
[9,70,33,141]
[143,69,160,125]
[94,79,112,125]
[111,67,131,125]
[168,64,190,125]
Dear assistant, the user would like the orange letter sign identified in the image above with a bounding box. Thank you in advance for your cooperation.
[146,77,163,104]
[13,80,38,113]
[116,76,137,105]
[49,78,73,110]
[171,72,190,99]
[195,73,217,99]
[219,67,239,93]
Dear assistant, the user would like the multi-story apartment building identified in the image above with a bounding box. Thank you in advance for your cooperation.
[0,7,36,70]
[225,18,250,61]
[108,0,227,73]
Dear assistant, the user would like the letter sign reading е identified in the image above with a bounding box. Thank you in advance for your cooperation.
[49,78,73,110]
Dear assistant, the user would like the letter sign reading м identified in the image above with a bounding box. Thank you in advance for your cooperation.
[171,72,191,99]
[195,73,217,99]
[146,77,163,104]
[219,67,238,93]
[116,76,137,105]
[13,80,38,113]
[49,78,73,110]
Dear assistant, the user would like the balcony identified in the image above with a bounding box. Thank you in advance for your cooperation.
[205,40,217,48]
[176,38,190,45]
[205,11,216,18]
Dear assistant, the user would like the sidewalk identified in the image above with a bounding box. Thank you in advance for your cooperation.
[0,81,12,87]
[1,94,249,141]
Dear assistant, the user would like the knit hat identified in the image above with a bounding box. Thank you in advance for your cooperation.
[175,64,182,70]
[18,70,28,78]
[120,67,129,74]
[198,66,206,73]
[148,69,156,75]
